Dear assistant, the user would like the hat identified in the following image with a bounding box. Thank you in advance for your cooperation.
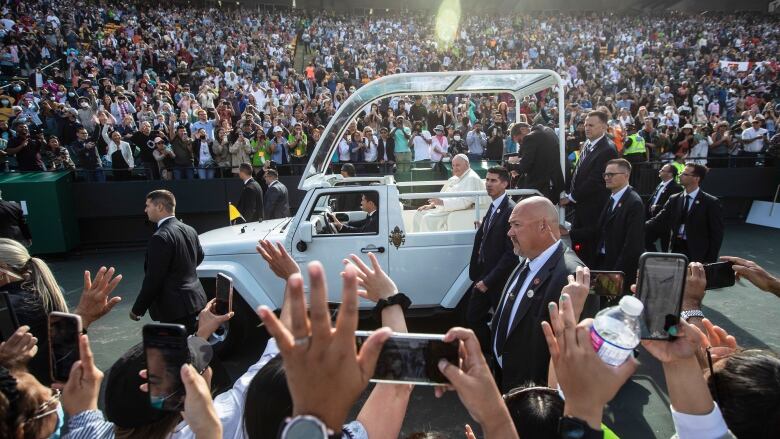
[421,130,432,140]
[273,126,283,133]
[753,114,765,121]
[682,123,694,130]
[66,108,78,116]
[434,124,444,132]
[104,338,212,428]
[153,137,164,143]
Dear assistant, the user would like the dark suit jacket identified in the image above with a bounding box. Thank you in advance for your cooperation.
[469,195,518,304]
[646,179,683,219]
[646,189,724,263]
[263,180,291,220]
[237,178,264,222]
[491,242,591,392]
[340,211,379,234]
[592,187,645,290]
[0,200,31,243]
[516,125,565,202]
[132,218,207,322]
[566,136,618,263]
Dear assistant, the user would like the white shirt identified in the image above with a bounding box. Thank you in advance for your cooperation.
[678,188,699,237]
[485,193,507,228]
[431,135,449,161]
[670,402,730,439]
[741,127,767,153]
[495,240,562,366]
[412,133,432,161]
[157,216,175,228]
[651,179,672,206]
[608,185,629,212]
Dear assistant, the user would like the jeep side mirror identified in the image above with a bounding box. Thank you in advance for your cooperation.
[299,220,314,243]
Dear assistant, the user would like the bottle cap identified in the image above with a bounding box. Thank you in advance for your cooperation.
[619,295,644,317]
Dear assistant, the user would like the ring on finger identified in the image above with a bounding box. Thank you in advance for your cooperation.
[293,335,311,347]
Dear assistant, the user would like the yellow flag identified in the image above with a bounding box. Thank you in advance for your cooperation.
[228,203,244,223]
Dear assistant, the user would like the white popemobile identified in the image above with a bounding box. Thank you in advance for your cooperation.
[196,70,566,350]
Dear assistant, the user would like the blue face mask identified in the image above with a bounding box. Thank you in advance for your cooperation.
[48,403,64,439]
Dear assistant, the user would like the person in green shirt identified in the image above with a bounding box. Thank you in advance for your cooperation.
[392,115,412,173]
[287,123,308,164]
[250,131,271,173]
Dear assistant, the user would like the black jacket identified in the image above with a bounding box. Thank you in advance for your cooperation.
[263,180,290,220]
[0,199,31,243]
[377,136,395,162]
[646,179,683,219]
[340,211,378,234]
[469,195,517,302]
[566,136,618,263]
[646,189,724,263]
[491,243,593,392]
[577,186,645,291]
[132,218,207,322]
[516,125,565,202]
[237,178,264,222]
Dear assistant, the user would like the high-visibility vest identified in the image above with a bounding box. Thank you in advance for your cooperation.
[624,133,646,156]
[672,161,685,183]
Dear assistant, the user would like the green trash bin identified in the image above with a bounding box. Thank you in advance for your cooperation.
[0,172,79,254]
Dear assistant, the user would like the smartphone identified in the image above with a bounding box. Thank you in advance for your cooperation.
[215,273,233,316]
[355,331,459,386]
[588,271,625,297]
[48,312,82,382]
[143,323,189,411]
[635,253,689,340]
[0,292,20,341]
[704,261,736,290]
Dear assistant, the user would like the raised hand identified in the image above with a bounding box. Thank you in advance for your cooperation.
[74,266,123,329]
[343,252,397,302]
[257,240,300,280]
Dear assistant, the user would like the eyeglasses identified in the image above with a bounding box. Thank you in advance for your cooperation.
[602,172,627,179]
[680,172,695,177]
[25,388,61,424]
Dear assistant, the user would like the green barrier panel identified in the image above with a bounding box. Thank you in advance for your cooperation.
[0,172,79,254]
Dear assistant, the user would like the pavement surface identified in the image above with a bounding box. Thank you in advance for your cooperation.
[47,223,780,438]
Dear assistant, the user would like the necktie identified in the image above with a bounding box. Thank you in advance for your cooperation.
[608,196,617,215]
[651,183,664,206]
[495,263,531,354]
[571,140,591,186]
[478,204,495,263]
[681,195,691,223]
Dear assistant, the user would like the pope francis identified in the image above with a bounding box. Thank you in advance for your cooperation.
[413,154,486,232]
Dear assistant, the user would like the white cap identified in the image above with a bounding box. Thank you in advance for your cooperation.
[619,295,644,317]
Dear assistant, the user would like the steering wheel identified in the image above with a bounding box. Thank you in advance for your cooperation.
[320,209,339,235]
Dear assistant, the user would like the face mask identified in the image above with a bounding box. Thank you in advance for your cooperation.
[453,135,461,141]
[0,100,8,106]
[48,404,64,439]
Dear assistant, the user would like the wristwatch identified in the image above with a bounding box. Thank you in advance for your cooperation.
[372,293,412,322]
[280,415,341,439]
[680,309,705,321]
[558,416,603,439]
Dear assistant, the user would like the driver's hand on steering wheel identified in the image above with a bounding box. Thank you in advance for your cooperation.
[327,212,343,231]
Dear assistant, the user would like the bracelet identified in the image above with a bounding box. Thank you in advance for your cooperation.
[680,309,705,321]
[372,293,411,323]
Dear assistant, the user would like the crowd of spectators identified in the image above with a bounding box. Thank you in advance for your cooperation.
[0,1,778,183]
[2,234,780,438]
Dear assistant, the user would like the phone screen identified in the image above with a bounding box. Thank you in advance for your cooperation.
[589,271,625,297]
[143,324,188,411]
[49,312,82,382]
[356,331,459,385]
[636,254,688,340]
[215,274,233,316]
[0,292,20,341]
[704,262,735,290]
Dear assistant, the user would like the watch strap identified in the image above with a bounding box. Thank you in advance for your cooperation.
[680,309,705,321]
[558,416,603,439]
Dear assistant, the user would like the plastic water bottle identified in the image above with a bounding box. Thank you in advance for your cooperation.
[590,296,643,367]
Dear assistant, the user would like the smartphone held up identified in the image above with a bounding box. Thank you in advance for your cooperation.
[49,312,82,382]
[143,323,189,411]
[355,331,459,386]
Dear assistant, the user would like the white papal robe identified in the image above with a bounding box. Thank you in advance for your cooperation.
[413,168,486,232]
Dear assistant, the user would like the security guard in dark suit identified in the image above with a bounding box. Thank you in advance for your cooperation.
[131,190,207,333]
[466,167,518,355]
[237,163,264,222]
[646,163,724,263]
[645,164,683,251]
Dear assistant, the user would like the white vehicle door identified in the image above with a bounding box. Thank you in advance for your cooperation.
[290,186,389,305]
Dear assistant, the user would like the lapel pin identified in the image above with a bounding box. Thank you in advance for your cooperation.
[618,203,622,208]
[533,278,541,285]
[695,200,700,204]
[527,290,535,298]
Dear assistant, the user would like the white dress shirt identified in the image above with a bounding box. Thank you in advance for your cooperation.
[485,193,507,228]
[495,240,561,366]
[678,187,699,238]
[651,179,672,207]
[670,402,731,439]
[157,216,175,228]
